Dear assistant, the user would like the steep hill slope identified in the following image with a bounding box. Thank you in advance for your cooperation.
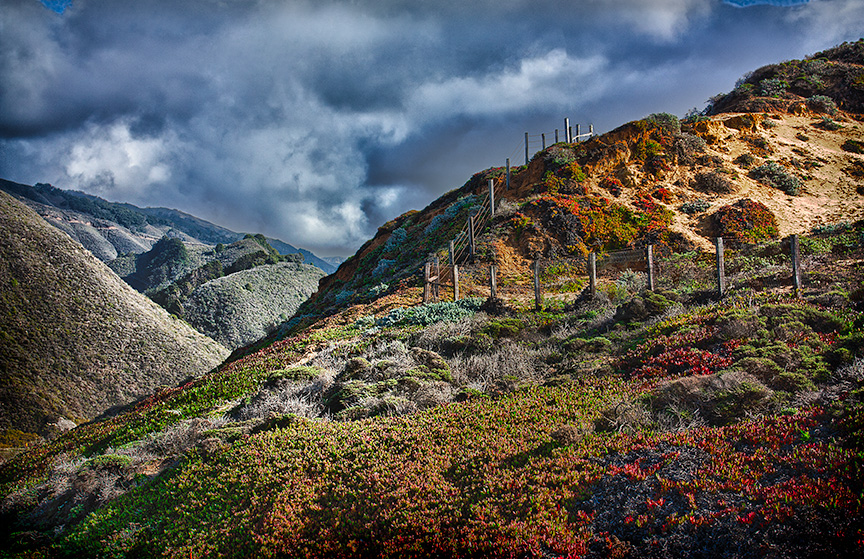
[0,191,229,439]
[298,42,864,319]
[0,179,338,273]
[112,234,325,349]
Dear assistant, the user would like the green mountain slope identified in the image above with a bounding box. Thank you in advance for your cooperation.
[0,191,229,439]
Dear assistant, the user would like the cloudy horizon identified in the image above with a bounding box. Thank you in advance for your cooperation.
[1,0,862,257]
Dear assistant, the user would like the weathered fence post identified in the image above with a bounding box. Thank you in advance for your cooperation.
[423,262,431,303]
[453,265,460,301]
[588,252,597,298]
[533,260,542,311]
[506,158,510,191]
[715,237,726,298]
[449,240,455,267]
[565,118,571,143]
[555,129,559,143]
[525,132,529,165]
[576,123,581,142]
[646,245,655,292]
[490,264,497,299]
[434,256,440,300]
[589,124,594,137]
[790,234,801,297]
[468,214,476,261]
[488,179,495,216]
[541,133,546,150]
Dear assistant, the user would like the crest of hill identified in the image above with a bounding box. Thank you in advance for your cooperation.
[0,179,338,274]
[293,41,864,323]
[0,190,229,439]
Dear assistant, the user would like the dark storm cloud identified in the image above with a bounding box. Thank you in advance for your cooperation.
[1,0,862,255]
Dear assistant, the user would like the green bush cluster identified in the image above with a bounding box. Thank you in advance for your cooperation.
[749,161,803,195]
[376,298,484,328]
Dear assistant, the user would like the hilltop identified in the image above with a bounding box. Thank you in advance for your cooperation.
[0,190,229,443]
[0,179,340,274]
[299,40,864,319]
[1,41,863,558]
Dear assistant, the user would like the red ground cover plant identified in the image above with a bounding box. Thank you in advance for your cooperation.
[714,198,779,244]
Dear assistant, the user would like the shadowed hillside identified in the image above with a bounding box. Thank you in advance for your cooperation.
[0,191,229,440]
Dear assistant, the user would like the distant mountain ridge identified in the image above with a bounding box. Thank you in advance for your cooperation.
[0,179,340,274]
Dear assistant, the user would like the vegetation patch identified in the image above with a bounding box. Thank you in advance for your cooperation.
[713,199,779,244]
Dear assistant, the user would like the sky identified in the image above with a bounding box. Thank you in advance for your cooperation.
[1,0,863,256]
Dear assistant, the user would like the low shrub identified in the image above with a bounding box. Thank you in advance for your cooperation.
[816,116,843,131]
[842,139,864,154]
[694,170,735,194]
[680,199,711,215]
[807,95,838,115]
[749,161,803,195]
[713,199,779,243]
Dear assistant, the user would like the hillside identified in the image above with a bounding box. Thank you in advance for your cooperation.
[0,179,339,274]
[1,42,863,558]
[112,234,325,349]
[0,190,229,442]
[299,40,864,319]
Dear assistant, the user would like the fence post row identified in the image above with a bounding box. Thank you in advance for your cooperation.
[790,234,801,297]
[715,237,726,298]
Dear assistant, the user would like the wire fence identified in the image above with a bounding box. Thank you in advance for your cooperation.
[423,235,813,308]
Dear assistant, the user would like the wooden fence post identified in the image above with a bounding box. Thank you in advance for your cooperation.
[589,124,594,137]
[434,256,440,300]
[506,158,510,191]
[646,245,655,291]
[555,129,559,143]
[468,214,476,261]
[423,262,431,303]
[533,260,542,311]
[715,237,726,298]
[576,123,581,142]
[790,234,801,297]
[541,133,546,150]
[449,240,455,267]
[588,252,597,297]
[453,265,460,301]
[525,132,529,165]
[488,179,495,216]
[490,265,497,299]
[565,118,571,143]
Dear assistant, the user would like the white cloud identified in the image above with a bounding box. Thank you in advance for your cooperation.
[408,50,608,119]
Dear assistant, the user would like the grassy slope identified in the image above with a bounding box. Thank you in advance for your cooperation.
[0,191,229,437]
[2,229,863,556]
